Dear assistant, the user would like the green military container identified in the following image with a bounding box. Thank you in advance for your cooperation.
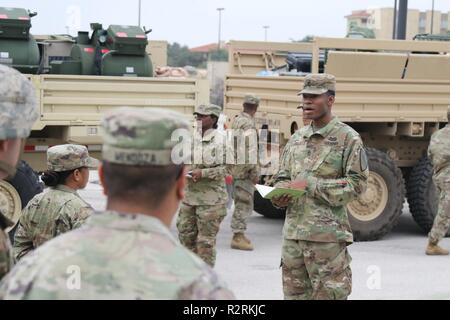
[50,23,153,77]
[101,25,152,76]
[0,7,40,73]
[106,25,148,55]
[102,53,152,77]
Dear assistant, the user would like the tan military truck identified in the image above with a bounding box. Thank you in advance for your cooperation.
[0,10,208,235]
[224,37,450,241]
[1,74,207,238]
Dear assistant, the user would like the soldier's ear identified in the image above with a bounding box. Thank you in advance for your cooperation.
[0,138,20,153]
[98,163,108,196]
[0,139,16,152]
[72,169,81,182]
[327,95,335,106]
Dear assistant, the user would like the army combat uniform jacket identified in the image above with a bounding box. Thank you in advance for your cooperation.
[13,184,92,261]
[184,129,230,206]
[231,112,260,193]
[428,124,450,183]
[0,213,13,281]
[273,117,369,243]
[0,211,235,299]
[427,124,450,244]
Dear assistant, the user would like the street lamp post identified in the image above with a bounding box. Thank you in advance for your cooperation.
[138,0,142,27]
[263,25,270,41]
[392,0,398,39]
[397,0,408,40]
[217,8,225,51]
[430,0,435,34]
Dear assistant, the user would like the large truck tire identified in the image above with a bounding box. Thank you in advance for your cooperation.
[406,156,440,233]
[0,161,43,243]
[347,148,405,241]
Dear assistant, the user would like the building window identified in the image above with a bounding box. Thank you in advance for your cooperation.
[441,14,448,30]
[419,13,426,28]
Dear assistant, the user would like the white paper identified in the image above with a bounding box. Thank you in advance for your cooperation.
[255,184,275,198]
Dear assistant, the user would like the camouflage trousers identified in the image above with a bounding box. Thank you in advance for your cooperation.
[177,203,227,267]
[231,184,254,234]
[0,229,13,281]
[428,181,450,244]
[281,239,352,300]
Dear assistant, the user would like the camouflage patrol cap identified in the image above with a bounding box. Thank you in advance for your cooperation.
[47,144,99,172]
[243,93,260,105]
[298,73,336,95]
[193,104,222,118]
[102,107,190,166]
[0,65,39,140]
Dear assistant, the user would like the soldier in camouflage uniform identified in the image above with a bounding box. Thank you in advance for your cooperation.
[177,104,230,267]
[426,106,450,256]
[271,74,369,300]
[230,94,260,251]
[0,65,39,281]
[0,107,234,299]
[13,144,97,261]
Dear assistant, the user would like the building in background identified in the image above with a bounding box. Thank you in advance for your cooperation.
[188,42,229,107]
[189,42,227,60]
[346,8,450,39]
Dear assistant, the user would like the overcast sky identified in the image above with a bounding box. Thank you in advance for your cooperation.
[2,0,450,47]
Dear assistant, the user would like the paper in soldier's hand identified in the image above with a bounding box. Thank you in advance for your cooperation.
[255,184,305,200]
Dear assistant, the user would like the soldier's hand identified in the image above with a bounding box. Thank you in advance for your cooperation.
[191,169,202,182]
[252,176,259,185]
[275,181,291,188]
[272,194,293,208]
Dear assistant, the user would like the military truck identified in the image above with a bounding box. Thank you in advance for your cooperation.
[0,7,209,235]
[224,37,450,241]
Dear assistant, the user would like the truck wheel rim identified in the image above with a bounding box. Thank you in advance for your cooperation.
[347,172,388,222]
[0,180,21,233]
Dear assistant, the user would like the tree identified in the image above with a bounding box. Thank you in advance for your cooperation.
[167,43,206,68]
[291,35,315,43]
[347,26,375,39]
[209,49,228,62]
[167,43,229,67]
[300,35,314,42]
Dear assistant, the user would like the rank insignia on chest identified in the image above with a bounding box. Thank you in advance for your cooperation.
[327,136,338,142]
[324,137,339,146]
